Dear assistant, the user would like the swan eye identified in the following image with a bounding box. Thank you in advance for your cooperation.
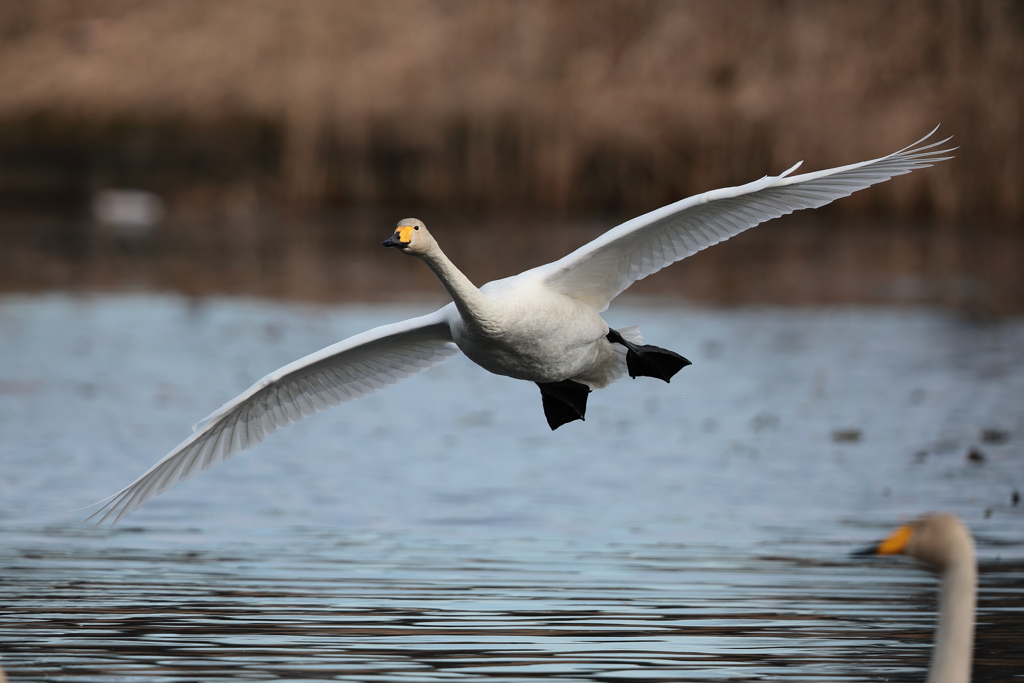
[414,226,420,231]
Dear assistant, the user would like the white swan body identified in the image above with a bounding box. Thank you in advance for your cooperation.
[450,277,624,387]
[89,128,953,524]
[856,513,976,683]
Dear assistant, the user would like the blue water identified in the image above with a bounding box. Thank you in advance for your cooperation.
[1,294,1022,681]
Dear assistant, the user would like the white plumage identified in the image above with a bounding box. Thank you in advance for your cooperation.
[855,513,976,683]
[89,128,953,524]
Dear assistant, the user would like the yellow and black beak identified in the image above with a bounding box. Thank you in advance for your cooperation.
[383,225,414,249]
[852,523,914,557]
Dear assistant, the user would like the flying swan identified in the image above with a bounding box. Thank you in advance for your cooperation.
[854,513,976,683]
[89,128,953,524]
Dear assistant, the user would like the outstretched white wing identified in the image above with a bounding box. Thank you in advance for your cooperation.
[89,307,459,525]
[537,127,954,311]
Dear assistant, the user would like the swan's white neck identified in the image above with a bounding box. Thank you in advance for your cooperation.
[420,247,491,323]
[928,557,976,683]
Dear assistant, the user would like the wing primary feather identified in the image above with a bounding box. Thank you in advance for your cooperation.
[330,368,358,400]
[87,311,457,525]
[281,384,306,422]
[638,240,653,276]
[243,406,261,449]
[306,376,335,411]
[136,459,175,503]
[201,421,225,471]
[184,429,217,482]
[114,471,156,519]
[539,127,953,311]
[250,402,268,442]
[216,415,240,465]
[657,231,680,263]
[262,390,283,430]
[676,222,702,252]
[227,411,247,463]
[293,378,318,416]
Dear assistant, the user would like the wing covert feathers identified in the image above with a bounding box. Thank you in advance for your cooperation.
[89,310,457,525]
[540,127,954,311]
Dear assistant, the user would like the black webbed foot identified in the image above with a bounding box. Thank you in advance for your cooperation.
[624,345,691,382]
[606,329,692,383]
[537,379,592,430]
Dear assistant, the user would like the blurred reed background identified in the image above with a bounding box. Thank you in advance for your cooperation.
[0,0,1021,311]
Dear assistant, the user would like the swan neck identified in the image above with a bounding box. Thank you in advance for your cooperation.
[421,247,489,320]
[927,557,976,683]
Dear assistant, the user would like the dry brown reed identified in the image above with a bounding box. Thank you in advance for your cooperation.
[0,0,1021,220]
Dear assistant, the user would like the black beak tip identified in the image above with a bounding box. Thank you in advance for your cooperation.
[851,543,880,557]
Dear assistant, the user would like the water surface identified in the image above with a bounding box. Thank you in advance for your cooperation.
[1,294,1022,681]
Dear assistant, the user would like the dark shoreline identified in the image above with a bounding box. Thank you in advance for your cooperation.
[2,210,1021,314]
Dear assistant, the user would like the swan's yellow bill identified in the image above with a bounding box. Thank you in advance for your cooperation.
[395,225,415,243]
[876,524,913,555]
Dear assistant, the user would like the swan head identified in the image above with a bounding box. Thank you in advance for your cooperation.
[383,218,434,256]
[854,513,974,572]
